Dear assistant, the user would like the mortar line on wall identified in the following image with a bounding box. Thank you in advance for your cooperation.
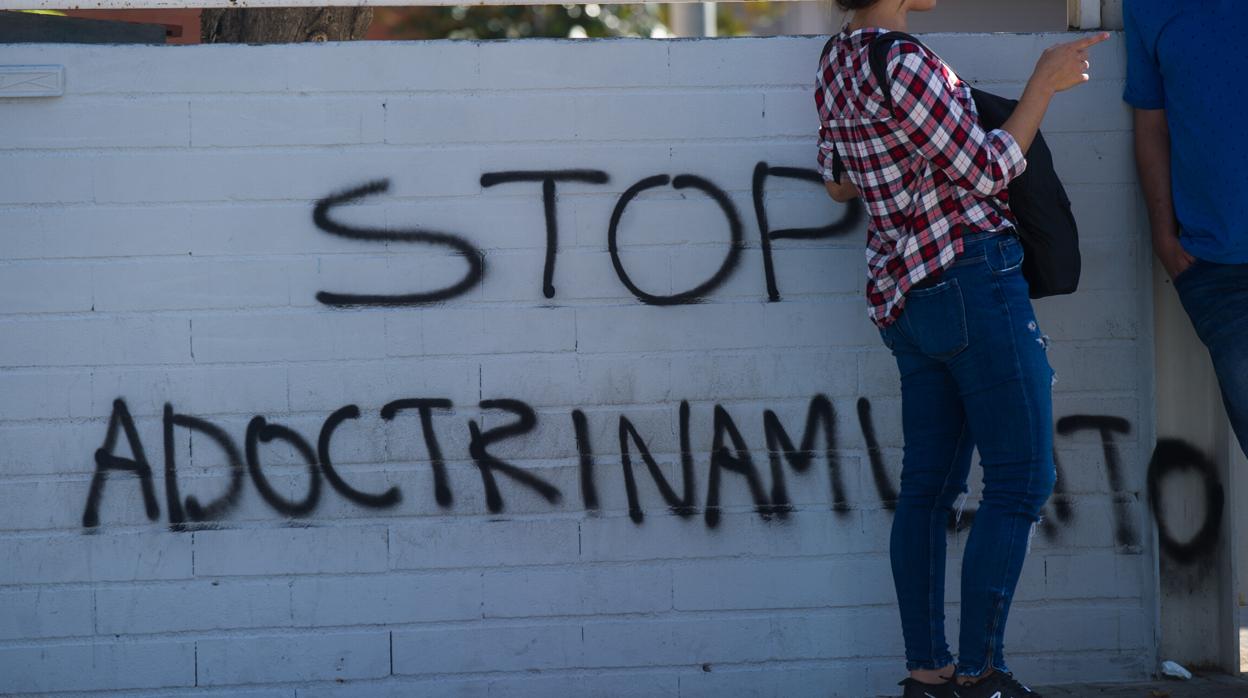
[0,181,1141,212]
[0,124,1131,156]
[0,345,1142,373]
[0,601,1146,648]
[0,133,831,157]
[88,151,98,205]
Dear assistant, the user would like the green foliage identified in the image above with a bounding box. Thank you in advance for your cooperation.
[373,4,668,40]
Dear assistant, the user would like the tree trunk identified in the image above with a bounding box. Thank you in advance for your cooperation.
[201,7,372,43]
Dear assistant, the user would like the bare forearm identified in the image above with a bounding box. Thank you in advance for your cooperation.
[1001,81,1054,155]
[825,179,859,203]
[1133,110,1179,242]
[1133,108,1193,278]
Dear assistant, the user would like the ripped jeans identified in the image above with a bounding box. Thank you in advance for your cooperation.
[878,229,1056,677]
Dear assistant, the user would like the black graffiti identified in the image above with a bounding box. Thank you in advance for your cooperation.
[619,405,696,523]
[324,404,401,506]
[87,394,868,528]
[764,394,849,516]
[82,399,159,528]
[705,404,771,528]
[857,397,899,511]
[89,393,1211,566]
[1056,415,1138,547]
[752,162,865,302]
[246,416,321,517]
[1039,450,1073,539]
[381,399,456,506]
[480,170,610,299]
[163,403,246,527]
[313,179,485,306]
[609,174,745,305]
[315,164,865,308]
[469,399,562,513]
[1148,438,1225,564]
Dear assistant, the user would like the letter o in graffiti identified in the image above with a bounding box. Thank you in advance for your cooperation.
[1147,438,1225,564]
[608,174,744,305]
[245,416,322,517]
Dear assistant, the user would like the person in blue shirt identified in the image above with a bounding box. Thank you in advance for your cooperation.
[1124,0,1248,457]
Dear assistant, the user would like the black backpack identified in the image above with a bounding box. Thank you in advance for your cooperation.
[863,31,1081,299]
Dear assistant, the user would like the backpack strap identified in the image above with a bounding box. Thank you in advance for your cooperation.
[867,32,1017,224]
[823,30,926,184]
[867,30,928,114]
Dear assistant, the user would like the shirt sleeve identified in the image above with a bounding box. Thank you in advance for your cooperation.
[884,45,1027,198]
[1123,1,1165,109]
[817,125,844,183]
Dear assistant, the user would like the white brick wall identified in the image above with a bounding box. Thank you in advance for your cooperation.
[0,34,1155,696]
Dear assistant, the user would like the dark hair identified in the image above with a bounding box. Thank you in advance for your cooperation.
[836,0,880,9]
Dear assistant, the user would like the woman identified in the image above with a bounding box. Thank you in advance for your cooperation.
[814,2,1108,697]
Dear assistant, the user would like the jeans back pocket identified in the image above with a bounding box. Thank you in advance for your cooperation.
[901,278,969,360]
[990,235,1025,275]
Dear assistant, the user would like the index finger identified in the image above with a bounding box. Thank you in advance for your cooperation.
[1070,31,1111,50]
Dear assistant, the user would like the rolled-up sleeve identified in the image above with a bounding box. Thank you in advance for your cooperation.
[817,125,843,183]
[886,46,1027,197]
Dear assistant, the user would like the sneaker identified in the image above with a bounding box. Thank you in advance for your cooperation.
[899,677,958,698]
[955,671,1041,698]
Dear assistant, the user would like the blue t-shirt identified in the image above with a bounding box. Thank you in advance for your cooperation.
[1123,0,1248,263]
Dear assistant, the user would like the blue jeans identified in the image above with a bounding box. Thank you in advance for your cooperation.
[1174,259,1248,458]
[879,230,1056,677]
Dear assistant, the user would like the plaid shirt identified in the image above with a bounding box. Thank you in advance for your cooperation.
[815,28,1027,327]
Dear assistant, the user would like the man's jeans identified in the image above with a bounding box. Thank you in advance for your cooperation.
[1174,259,1248,458]
[879,230,1056,677]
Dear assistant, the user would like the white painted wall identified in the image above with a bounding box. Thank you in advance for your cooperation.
[766,0,1068,38]
[0,34,1158,696]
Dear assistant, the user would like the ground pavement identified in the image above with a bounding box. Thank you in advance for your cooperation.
[1036,672,1248,697]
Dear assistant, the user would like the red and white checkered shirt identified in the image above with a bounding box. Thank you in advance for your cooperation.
[815,28,1028,327]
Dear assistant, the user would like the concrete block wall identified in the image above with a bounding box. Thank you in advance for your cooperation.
[0,34,1154,696]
